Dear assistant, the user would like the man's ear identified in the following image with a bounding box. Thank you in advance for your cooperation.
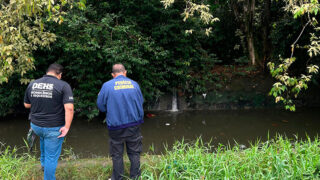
[58,73,62,80]
[124,71,127,77]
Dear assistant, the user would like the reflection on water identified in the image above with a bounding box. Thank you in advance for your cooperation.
[1,108,320,158]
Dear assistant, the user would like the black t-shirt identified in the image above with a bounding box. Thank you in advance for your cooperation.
[24,75,74,127]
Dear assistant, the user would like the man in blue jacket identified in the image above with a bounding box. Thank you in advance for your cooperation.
[97,63,144,180]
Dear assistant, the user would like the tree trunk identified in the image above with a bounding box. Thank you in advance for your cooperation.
[247,35,256,65]
[245,0,256,66]
[230,0,257,66]
[262,0,272,70]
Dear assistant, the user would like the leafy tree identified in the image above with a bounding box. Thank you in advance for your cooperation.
[268,0,320,111]
[29,0,219,118]
[0,0,83,84]
[1,0,319,118]
[162,0,275,68]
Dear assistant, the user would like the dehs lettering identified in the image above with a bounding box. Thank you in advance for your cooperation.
[32,83,54,90]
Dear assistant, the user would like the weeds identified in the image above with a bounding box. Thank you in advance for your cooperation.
[141,135,320,179]
[1,135,320,179]
[0,143,36,180]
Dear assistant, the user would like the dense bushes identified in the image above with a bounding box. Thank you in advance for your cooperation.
[1,1,220,118]
[0,0,318,118]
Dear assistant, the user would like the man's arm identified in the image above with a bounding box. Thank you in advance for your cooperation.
[58,83,74,138]
[58,103,74,138]
[24,84,31,109]
[24,103,31,109]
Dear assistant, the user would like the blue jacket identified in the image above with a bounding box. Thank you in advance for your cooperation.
[97,75,144,130]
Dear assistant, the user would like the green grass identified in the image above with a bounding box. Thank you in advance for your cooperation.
[1,135,320,179]
[0,143,36,180]
[141,136,320,179]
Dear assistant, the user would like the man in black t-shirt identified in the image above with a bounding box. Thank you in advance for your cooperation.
[24,63,74,180]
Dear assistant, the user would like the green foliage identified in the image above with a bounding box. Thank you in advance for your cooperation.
[1,0,320,117]
[268,0,320,111]
[29,0,219,118]
[268,57,319,111]
[0,0,224,118]
[0,75,25,116]
[269,15,301,58]
[0,0,79,84]
[46,3,169,118]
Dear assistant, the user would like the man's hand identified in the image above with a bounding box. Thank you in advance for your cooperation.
[58,126,69,138]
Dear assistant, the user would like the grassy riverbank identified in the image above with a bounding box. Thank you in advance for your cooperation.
[1,136,320,179]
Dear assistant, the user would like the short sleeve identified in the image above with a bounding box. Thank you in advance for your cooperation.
[24,84,31,104]
[62,83,74,104]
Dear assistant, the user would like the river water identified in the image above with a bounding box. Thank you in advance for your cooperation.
[0,108,319,158]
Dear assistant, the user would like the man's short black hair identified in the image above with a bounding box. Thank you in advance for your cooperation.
[47,63,63,75]
[112,63,126,73]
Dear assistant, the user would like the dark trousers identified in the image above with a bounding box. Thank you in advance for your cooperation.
[109,125,142,180]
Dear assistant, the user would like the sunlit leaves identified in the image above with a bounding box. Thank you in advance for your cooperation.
[77,0,86,10]
[185,29,194,34]
[268,57,318,111]
[0,3,56,84]
[161,0,219,36]
[307,65,319,74]
[161,0,174,9]
[287,0,320,18]
[0,0,83,84]
[308,33,320,57]
[205,27,212,37]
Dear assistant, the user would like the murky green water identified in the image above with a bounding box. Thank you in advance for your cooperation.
[1,108,320,158]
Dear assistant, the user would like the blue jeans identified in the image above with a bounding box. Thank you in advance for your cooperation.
[31,123,64,180]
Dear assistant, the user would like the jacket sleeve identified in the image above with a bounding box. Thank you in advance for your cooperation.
[135,83,144,118]
[97,84,107,112]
